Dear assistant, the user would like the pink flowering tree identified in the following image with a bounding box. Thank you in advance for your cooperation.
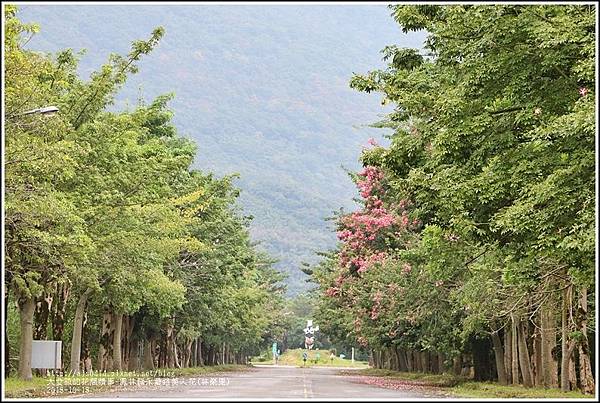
[322,164,424,350]
[335,166,420,276]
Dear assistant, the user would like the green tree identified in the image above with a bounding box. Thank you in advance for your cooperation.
[314,4,595,393]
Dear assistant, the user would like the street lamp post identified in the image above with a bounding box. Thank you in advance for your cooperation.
[7,105,60,120]
[20,106,59,117]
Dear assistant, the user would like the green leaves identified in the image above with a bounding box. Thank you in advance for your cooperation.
[5,8,284,363]
[313,4,595,358]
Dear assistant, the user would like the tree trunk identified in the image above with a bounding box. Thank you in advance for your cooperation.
[430,351,438,373]
[192,339,198,367]
[398,348,408,372]
[158,333,166,368]
[577,288,595,394]
[121,316,129,370]
[389,348,395,370]
[164,322,174,368]
[421,351,429,373]
[51,282,70,343]
[460,354,471,377]
[383,348,390,370]
[568,352,577,391]
[511,314,520,385]
[561,284,576,391]
[4,282,10,377]
[99,310,113,371]
[197,339,204,366]
[144,339,155,370]
[33,293,51,377]
[69,288,92,375]
[491,330,508,385]
[504,326,512,384]
[532,323,542,386]
[18,298,35,380]
[412,350,420,372]
[129,338,140,371]
[517,319,534,387]
[437,352,445,374]
[33,290,52,346]
[540,300,558,387]
[129,317,138,370]
[173,331,180,368]
[406,349,414,372]
[211,345,217,366]
[185,340,193,368]
[112,312,123,370]
[81,310,92,373]
[453,355,461,376]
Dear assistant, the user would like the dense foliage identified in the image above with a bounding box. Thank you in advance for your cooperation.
[4,6,285,380]
[311,4,595,394]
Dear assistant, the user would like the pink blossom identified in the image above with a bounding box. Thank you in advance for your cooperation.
[337,229,352,240]
[579,87,589,97]
[367,137,378,146]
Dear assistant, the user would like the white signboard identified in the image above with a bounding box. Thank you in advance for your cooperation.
[31,340,62,369]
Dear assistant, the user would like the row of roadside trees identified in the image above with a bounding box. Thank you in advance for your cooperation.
[310,4,595,394]
[4,6,286,380]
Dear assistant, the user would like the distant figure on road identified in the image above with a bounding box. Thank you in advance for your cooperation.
[302,351,308,367]
[330,352,335,363]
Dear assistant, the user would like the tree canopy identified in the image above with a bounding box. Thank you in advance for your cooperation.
[4,5,286,380]
[312,4,595,393]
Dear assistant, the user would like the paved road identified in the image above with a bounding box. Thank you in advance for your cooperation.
[75,365,445,399]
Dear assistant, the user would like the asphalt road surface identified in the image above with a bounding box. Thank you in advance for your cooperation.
[75,365,448,399]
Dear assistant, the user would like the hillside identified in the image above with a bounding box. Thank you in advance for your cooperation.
[18,5,425,294]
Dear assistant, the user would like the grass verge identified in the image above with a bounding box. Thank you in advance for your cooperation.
[4,377,52,398]
[3,365,250,399]
[252,348,369,368]
[452,381,593,399]
[346,368,594,399]
[348,368,464,387]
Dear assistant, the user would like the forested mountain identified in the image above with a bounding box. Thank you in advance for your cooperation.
[18,5,425,293]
